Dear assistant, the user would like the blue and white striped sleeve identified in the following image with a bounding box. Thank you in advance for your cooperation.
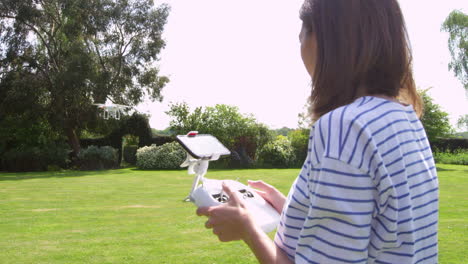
[276,156,375,264]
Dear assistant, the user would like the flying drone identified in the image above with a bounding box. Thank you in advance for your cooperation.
[93,103,132,120]
[176,131,280,233]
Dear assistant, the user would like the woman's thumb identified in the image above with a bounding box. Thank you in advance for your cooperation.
[222,182,241,204]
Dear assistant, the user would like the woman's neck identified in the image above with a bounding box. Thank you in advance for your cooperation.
[356,85,401,105]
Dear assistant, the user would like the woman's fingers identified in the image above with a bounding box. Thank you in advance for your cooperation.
[195,183,256,242]
[205,219,215,229]
[248,180,273,192]
[248,180,273,200]
[247,180,264,188]
[196,206,212,216]
[251,188,269,201]
[222,182,242,205]
[248,180,286,214]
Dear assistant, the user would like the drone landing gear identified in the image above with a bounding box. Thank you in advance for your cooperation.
[180,155,210,202]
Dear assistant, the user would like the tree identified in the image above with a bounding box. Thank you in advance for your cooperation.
[298,100,313,129]
[257,135,295,168]
[0,0,170,155]
[457,114,468,132]
[273,127,294,136]
[442,10,468,90]
[419,89,454,144]
[166,102,274,163]
[166,103,259,148]
[288,129,310,166]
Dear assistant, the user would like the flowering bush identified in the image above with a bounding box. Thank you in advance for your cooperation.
[257,135,296,168]
[77,145,118,170]
[136,142,186,170]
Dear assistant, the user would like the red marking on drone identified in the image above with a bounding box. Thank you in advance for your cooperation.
[187,131,198,137]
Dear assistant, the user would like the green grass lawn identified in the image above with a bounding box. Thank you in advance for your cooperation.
[0,164,466,263]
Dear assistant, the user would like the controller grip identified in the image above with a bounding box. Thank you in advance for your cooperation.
[191,179,280,233]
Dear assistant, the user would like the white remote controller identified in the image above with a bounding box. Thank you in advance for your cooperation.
[191,179,280,233]
[176,132,280,233]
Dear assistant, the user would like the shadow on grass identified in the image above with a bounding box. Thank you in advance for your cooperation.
[0,169,128,181]
[436,166,468,174]
[436,167,456,172]
[130,168,185,172]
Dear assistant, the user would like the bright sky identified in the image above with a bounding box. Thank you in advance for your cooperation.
[139,0,468,130]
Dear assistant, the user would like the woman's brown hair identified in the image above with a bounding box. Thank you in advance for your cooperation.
[300,0,422,121]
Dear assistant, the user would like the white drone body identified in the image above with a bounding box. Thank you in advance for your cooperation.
[94,103,131,120]
[178,132,280,233]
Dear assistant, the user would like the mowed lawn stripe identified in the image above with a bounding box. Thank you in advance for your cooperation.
[0,165,466,263]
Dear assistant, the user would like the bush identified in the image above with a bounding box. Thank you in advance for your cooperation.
[226,148,254,169]
[136,142,186,170]
[123,145,138,165]
[1,142,70,172]
[288,129,310,167]
[431,137,468,152]
[77,145,118,170]
[150,135,175,146]
[2,147,44,172]
[166,103,273,163]
[44,142,71,169]
[257,135,296,168]
[433,149,468,165]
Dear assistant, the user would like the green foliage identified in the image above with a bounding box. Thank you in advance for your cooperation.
[457,114,468,132]
[123,145,138,165]
[431,137,468,152]
[456,131,468,139]
[0,111,70,171]
[166,103,274,166]
[152,127,174,136]
[0,0,170,153]
[77,145,118,170]
[257,135,296,168]
[419,89,454,144]
[123,113,154,148]
[136,142,185,170]
[298,100,313,129]
[166,103,252,148]
[43,142,72,169]
[288,129,310,166]
[2,147,44,172]
[442,10,468,90]
[273,127,294,136]
[433,149,468,165]
[123,135,139,146]
[79,112,157,166]
[105,112,153,162]
[1,142,70,172]
[0,114,60,149]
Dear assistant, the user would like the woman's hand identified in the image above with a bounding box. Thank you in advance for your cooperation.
[248,180,286,214]
[197,182,293,264]
[196,183,256,242]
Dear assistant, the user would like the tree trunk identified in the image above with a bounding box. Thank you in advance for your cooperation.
[66,127,81,157]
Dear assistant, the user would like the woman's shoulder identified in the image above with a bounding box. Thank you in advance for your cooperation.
[317,96,414,130]
[311,96,415,164]
[315,96,384,133]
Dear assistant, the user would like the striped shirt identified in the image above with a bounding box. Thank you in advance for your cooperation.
[275,96,438,264]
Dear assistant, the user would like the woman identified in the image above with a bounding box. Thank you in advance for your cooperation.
[197,0,438,263]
